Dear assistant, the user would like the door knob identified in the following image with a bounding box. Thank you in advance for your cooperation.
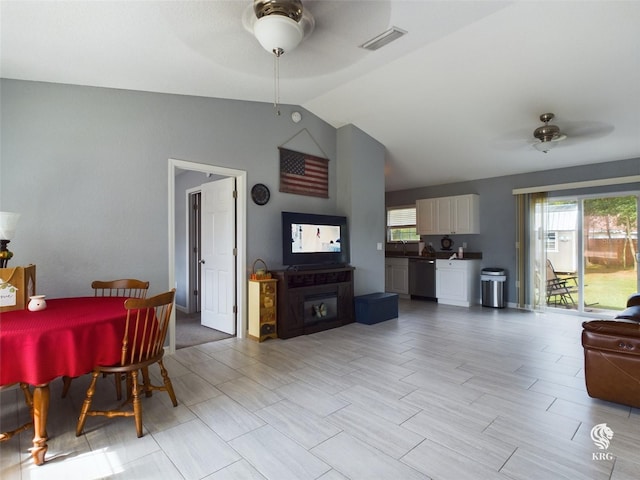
[199,260,205,264]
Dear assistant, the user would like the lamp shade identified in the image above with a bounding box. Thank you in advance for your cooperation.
[533,141,556,153]
[0,212,20,240]
[254,14,304,54]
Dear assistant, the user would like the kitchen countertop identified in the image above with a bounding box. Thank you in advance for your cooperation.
[386,252,483,260]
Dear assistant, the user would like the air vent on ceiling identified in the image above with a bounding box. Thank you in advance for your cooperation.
[360,26,407,51]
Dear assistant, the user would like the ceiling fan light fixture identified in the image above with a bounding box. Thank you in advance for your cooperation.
[254,0,302,21]
[254,14,304,55]
[245,1,313,116]
[533,140,557,153]
[532,113,567,153]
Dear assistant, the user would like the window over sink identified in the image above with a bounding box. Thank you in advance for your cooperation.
[387,206,420,242]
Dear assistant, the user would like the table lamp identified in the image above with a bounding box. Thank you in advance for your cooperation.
[0,212,20,268]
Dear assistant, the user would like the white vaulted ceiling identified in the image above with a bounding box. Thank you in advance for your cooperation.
[2,1,639,191]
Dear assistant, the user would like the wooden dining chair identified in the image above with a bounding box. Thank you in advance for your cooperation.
[76,289,178,438]
[92,279,150,299]
[61,279,150,399]
[0,383,33,442]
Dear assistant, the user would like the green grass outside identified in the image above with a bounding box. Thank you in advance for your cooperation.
[583,266,638,310]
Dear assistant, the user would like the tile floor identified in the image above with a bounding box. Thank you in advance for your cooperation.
[1,299,639,480]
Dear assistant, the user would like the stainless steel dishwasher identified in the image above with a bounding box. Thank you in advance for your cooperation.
[409,258,436,299]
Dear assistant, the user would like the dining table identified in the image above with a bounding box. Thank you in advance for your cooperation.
[0,296,129,466]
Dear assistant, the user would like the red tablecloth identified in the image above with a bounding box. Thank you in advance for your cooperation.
[0,297,128,386]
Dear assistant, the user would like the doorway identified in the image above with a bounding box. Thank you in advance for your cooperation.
[175,186,234,349]
[545,192,639,314]
[168,159,247,354]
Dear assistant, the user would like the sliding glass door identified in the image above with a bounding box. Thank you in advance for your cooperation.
[545,193,639,314]
[545,199,580,309]
[583,194,638,312]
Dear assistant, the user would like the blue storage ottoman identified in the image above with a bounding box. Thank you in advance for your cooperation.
[354,292,399,325]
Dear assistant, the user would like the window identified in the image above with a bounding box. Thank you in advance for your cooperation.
[386,206,420,242]
[545,231,558,252]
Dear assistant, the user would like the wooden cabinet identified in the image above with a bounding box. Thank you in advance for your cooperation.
[435,259,481,307]
[248,279,278,342]
[273,266,354,339]
[417,194,480,235]
[385,257,409,295]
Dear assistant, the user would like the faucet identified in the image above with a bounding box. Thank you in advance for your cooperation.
[392,240,407,256]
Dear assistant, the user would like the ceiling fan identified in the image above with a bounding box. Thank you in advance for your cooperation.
[242,0,315,57]
[532,113,567,153]
[492,112,615,153]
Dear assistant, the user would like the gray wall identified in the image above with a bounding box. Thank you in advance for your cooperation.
[3,79,635,307]
[386,158,640,305]
[1,79,343,298]
[337,124,386,296]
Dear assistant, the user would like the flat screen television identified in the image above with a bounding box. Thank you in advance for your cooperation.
[282,211,350,268]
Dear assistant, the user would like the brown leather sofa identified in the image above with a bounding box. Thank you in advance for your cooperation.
[615,292,640,321]
[581,293,640,408]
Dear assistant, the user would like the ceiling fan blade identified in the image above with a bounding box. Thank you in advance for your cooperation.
[490,126,532,151]
[561,121,615,139]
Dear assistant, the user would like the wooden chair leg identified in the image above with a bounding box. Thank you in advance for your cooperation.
[114,373,123,400]
[61,376,74,398]
[63,374,122,400]
[0,383,33,442]
[20,383,33,411]
[0,421,31,442]
[141,367,152,397]
[76,371,99,436]
[130,370,143,438]
[158,359,178,407]
[125,372,133,401]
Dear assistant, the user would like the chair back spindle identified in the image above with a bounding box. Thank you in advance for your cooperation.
[92,279,149,299]
[121,290,173,367]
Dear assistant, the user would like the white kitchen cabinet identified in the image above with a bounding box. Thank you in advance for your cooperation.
[436,259,481,307]
[385,257,409,295]
[416,198,437,234]
[450,194,479,234]
[417,194,480,235]
[436,197,453,234]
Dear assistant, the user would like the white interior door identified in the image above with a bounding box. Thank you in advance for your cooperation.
[200,177,236,334]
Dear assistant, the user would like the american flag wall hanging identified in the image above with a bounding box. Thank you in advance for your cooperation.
[279,147,329,198]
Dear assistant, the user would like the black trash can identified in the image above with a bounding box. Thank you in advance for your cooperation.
[481,268,506,308]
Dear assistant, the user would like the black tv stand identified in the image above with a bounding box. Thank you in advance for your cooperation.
[286,263,348,271]
[273,265,355,339]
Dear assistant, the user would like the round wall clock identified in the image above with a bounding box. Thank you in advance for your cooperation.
[251,183,270,205]
[440,235,454,251]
